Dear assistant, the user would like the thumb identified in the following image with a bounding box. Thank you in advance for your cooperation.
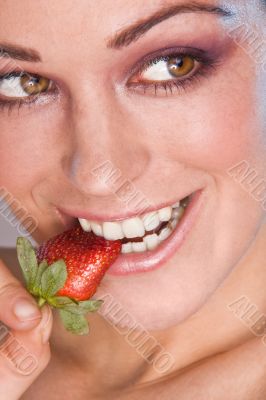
[0,304,53,400]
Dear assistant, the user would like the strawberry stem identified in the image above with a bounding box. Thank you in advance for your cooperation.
[38,297,47,307]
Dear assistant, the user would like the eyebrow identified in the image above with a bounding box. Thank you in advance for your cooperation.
[106,2,233,49]
[0,2,233,63]
[0,42,41,62]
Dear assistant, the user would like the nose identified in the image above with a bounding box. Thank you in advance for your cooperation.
[63,90,150,198]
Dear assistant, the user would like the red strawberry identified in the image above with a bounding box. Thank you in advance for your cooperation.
[16,225,121,335]
[36,225,121,301]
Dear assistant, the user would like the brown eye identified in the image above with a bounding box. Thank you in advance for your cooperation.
[167,55,195,78]
[133,54,198,84]
[20,73,50,95]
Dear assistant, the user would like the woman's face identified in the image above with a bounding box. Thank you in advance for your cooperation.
[0,0,265,330]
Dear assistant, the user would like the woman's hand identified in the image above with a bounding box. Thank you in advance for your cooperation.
[0,258,53,400]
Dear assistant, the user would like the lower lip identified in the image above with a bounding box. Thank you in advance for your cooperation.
[107,189,204,276]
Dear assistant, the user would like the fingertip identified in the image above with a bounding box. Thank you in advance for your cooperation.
[13,297,42,321]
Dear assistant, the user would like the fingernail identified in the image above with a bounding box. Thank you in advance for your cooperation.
[40,306,52,344]
[13,298,41,321]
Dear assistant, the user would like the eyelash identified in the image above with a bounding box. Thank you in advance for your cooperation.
[0,96,36,115]
[0,47,219,114]
[0,71,56,115]
[127,47,219,96]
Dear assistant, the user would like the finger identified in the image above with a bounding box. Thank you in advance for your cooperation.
[0,304,53,400]
[0,259,42,331]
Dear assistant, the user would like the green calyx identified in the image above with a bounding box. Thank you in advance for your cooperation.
[16,237,104,335]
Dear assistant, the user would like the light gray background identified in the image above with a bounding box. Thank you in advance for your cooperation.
[0,201,36,248]
[0,212,24,248]
[0,215,20,247]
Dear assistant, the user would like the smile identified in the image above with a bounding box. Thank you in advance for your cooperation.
[57,188,203,275]
[78,196,191,254]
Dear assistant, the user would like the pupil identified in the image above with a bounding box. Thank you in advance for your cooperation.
[172,57,184,70]
[28,77,39,86]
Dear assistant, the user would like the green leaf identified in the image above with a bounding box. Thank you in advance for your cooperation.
[48,296,77,308]
[38,297,47,307]
[16,237,38,289]
[31,260,49,296]
[69,297,79,305]
[77,299,103,313]
[62,299,103,315]
[40,259,67,298]
[59,309,89,335]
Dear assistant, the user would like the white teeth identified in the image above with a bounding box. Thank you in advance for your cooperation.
[172,201,180,208]
[158,206,172,222]
[132,242,147,252]
[172,207,185,219]
[91,222,103,236]
[121,226,173,254]
[103,222,124,240]
[171,218,178,230]
[144,233,159,250]
[158,227,171,241]
[122,217,145,239]
[121,242,133,254]
[78,197,189,251]
[78,218,91,232]
[142,211,160,231]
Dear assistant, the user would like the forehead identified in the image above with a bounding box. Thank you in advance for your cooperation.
[0,0,262,71]
[0,0,253,37]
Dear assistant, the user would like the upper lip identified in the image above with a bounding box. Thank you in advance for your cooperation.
[56,191,196,224]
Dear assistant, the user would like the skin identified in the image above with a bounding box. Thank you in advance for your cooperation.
[0,0,265,398]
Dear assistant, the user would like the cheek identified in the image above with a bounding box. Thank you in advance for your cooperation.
[0,108,68,241]
[131,52,265,175]
[0,107,64,196]
[179,83,260,172]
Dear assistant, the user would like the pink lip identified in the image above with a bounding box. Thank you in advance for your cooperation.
[107,189,204,276]
[57,194,192,223]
